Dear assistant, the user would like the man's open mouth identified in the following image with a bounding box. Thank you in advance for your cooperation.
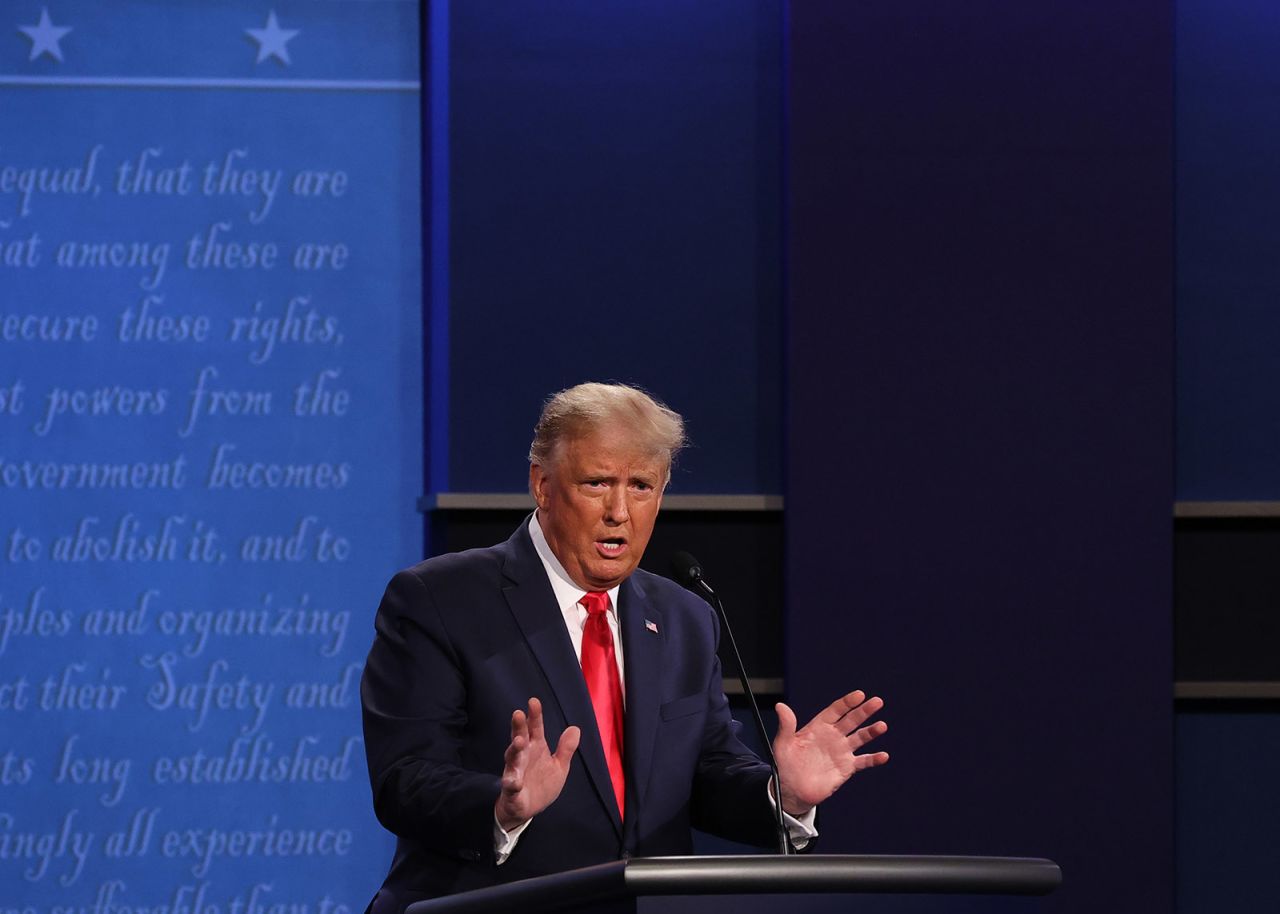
[596,538,626,557]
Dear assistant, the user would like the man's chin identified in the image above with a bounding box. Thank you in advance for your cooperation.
[582,560,633,591]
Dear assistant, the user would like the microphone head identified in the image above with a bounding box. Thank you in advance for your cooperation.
[670,550,703,587]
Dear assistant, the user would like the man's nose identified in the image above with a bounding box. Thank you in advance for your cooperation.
[603,487,630,523]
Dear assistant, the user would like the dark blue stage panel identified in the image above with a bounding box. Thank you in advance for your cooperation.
[788,2,1172,912]
[443,0,783,496]
[0,3,421,911]
[1177,0,1280,498]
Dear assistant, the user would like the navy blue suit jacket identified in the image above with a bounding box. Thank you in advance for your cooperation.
[361,521,776,912]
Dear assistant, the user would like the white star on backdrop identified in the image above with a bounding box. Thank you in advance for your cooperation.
[18,7,72,62]
[245,10,299,65]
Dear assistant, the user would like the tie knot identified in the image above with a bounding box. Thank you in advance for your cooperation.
[580,591,610,616]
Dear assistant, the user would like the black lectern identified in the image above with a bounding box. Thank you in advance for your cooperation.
[405,855,1062,914]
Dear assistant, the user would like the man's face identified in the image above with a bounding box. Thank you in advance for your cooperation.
[531,424,667,592]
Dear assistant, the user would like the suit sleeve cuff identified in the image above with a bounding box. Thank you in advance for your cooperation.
[766,783,820,849]
[493,814,533,864]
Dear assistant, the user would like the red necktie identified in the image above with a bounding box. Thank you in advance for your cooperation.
[579,591,625,818]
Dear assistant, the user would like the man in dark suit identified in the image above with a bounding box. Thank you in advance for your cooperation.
[361,383,889,913]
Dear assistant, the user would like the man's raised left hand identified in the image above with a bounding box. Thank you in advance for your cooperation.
[773,690,889,817]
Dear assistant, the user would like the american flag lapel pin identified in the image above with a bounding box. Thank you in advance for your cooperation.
[644,619,659,634]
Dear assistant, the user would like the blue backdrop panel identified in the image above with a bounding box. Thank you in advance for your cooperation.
[0,3,420,910]
[1176,711,1280,913]
[1177,0,1280,497]
[1174,3,1280,911]
[442,0,783,496]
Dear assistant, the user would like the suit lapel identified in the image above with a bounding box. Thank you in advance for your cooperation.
[619,574,663,815]
[500,521,623,837]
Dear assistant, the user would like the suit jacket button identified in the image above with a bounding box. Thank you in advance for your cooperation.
[620,851,632,860]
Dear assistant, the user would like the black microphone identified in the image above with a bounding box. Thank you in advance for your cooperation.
[670,551,792,855]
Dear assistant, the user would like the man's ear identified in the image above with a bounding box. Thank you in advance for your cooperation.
[530,463,548,509]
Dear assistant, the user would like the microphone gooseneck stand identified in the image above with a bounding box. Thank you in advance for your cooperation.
[671,550,792,855]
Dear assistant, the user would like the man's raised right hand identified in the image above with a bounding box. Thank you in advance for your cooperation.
[495,697,581,831]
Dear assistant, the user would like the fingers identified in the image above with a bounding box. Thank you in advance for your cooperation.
[817,690,866,725]
[506,700,577,784]
[505,698,542,762]
[527,696,545,743]
[502,709,527,789]
[812,690,890,760]
[504,732,525,763]
[554,725,581,763]
[844,695,885,731]
[501,746,524,793]
[509,706,528,744]
[848,719,888,752]
[818,691,886,736]
[774,702,798,745]
[853,750,890,770]
[504,708,527,756]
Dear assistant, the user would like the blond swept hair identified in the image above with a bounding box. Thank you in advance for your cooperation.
[528,382,686,484]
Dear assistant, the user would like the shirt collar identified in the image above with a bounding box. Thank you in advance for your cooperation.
[529,511,621,615]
